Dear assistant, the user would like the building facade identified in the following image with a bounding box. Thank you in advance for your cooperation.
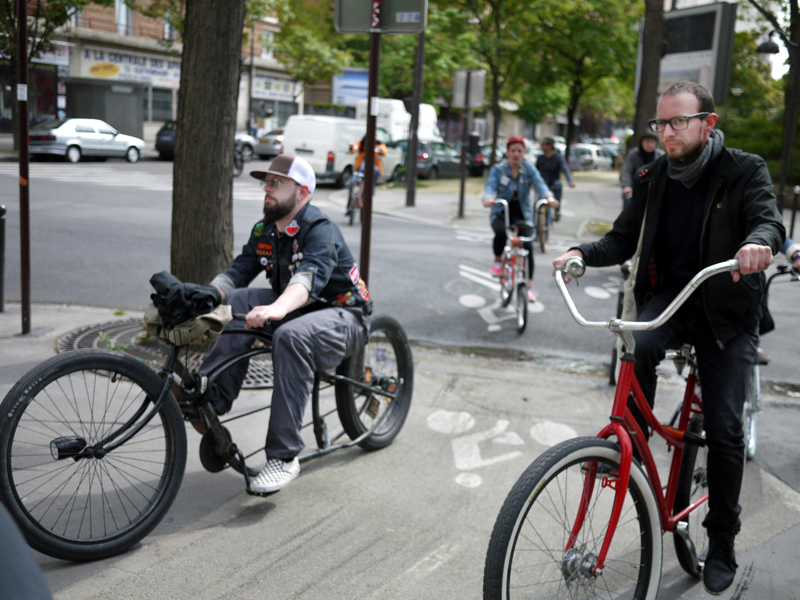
[4,1,300,146]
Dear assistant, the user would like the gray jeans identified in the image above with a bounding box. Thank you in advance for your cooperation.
[199,288,369,460]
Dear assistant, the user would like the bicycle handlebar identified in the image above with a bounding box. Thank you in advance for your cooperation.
[554,257,739,333]
[493,198,541,243]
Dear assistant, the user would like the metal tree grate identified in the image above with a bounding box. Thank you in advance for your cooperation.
[56,318,273,389]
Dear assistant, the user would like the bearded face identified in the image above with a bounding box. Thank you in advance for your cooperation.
[263,186,298,224]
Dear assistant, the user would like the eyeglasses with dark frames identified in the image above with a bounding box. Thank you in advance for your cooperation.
[648,112,710,133]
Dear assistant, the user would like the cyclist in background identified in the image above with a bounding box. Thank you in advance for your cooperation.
[536,136,575,222]
[620,131,664,207]
[483,136,557,302]
[347,134,386,215]
[553,81,784,595]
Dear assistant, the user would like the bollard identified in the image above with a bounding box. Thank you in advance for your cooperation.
[791,186,799,240]
[0,205,4,313]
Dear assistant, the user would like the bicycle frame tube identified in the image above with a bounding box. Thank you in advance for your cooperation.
[576,355,706,574]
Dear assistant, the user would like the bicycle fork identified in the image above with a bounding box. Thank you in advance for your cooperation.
[564,357,637,578]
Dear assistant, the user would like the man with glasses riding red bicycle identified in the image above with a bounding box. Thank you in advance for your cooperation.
[199,155,371,495]
[553,82,785,596]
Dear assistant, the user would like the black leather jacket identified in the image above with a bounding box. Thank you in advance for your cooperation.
[577,146,785,346]
[219,203,371,313]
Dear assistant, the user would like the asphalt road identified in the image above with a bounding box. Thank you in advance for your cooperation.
[1,160,797,386]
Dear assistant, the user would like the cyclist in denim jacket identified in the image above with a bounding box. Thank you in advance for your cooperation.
[483,136,557,301]
[200,155,371,495]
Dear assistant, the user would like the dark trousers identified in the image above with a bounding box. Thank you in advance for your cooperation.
[631,291,758,536]
[199,288,369,460]
[492,216,534,281]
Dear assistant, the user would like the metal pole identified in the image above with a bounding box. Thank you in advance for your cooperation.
[791,185,799,239]
[18,0,31,333]
[360,2,382,286]
[778,60,800,215]
[0,205,5,313]
[405,31,425,207]
[458,70,471,219]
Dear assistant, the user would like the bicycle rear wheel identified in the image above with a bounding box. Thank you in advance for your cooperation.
[672,413,709,578]
[335,315,413,450]
[0,350,187,562]
[484,437,662,600]
[515,282,528,333]
[537,207,549,253]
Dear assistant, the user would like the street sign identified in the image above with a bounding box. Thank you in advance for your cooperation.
[452,69,485,109]
[335,0,428,34]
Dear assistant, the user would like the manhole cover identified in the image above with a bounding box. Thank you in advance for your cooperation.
[56,318,273,389]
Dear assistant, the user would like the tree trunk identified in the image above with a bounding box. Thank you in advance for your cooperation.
[490,68,502,170]
[170,0,246,283]
[632,0,664,144]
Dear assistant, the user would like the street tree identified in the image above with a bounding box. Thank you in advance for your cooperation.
[742,0,800,157]
[2,0,113,149]
[525,0,640,154]
[170,0,246,283]
[446,0,529,168]
[631,0,664,146]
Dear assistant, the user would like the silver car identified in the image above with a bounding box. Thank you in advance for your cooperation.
[255,128,284,160]
[29,118,147,163]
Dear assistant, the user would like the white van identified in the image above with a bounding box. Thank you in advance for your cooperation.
[417,103,443,142]
[356,99,443,143]
[355,98,411,142]
[281,115,403,188]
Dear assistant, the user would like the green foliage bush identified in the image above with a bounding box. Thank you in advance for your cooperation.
[717,111,800,182]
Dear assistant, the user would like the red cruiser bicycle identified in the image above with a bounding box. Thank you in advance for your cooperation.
[483,257,743,600]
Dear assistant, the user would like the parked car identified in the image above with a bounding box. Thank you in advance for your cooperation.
[155,121,257,161]
[28,118,146,163]
[255,128,284,160]
[478,142,506,173]
[413,141,464,179]
[567,143,614,171]
[281,114,403,187]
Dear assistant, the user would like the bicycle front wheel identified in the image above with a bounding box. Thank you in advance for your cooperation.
[537,208,549,253]
[335,315,413,450]
[672,413,709,578]
[484,437,662,600]
[500,258,513,307]
[744,362,759,460]
[515,282,528,333]
[0,350,187,562]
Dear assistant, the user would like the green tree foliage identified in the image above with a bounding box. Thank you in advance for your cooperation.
[522,0,640,152]
[377,5,480,104]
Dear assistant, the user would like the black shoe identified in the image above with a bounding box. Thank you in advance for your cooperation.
[703,534,737,595]
[554,211,561,222]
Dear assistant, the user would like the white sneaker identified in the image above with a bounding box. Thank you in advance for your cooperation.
[250,457,300,493]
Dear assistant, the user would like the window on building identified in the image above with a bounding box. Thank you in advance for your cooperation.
[143,87,174,122]
[261,30,274,59]
[163,14,177,40]
[116,0,131,35]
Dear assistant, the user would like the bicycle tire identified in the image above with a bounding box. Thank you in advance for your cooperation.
[515,282,528,333]
[672,413,709,578]
[500,257,513,308]
[538,208,549,253]
[744,362,759,460]
[334,315,413,451]
[0,349,187,562]
[484,437,662,600]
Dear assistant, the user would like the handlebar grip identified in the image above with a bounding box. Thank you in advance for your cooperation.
[232,313,248,321]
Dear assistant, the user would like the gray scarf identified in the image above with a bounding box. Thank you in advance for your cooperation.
[667,129,724,189]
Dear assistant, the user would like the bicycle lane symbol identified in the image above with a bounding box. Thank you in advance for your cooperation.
[426,410,577,488]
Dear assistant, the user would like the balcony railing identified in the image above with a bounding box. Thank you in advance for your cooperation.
[65,15,179,42]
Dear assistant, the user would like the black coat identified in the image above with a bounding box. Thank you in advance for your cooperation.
[577,146,785,346]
